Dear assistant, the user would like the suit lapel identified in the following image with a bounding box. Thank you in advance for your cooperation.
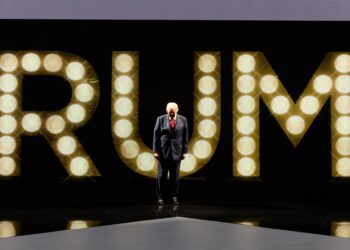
[165,115,170,130]
[175,116,180,132]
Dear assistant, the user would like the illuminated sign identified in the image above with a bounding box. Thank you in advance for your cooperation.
[0,50,349,178]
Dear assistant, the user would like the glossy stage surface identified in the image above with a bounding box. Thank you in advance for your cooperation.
[0,201,350,246]
[1,215,350,250]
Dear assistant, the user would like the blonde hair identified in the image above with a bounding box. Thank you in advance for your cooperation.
[166,102,179,113]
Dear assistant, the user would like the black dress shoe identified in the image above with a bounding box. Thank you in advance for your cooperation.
[172,197,179,206]
[157,199,164,206]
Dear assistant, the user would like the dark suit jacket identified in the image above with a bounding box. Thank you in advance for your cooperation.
[153,114,188,161]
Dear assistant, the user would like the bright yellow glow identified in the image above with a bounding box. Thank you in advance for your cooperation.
[114,54,134,73]
[198,119,217,138]
[336,158,350,177]
[66,104,86,123]
[0,136,16,155]
[260,75,278,94]
[300,96,320,115]
[237,221,258,227]
[237,157,256,176]
[237,54,255,73]
[114,75,133,94]
[43,53,63,72]
[0,94,17,113]
[198,54,217,73]
[336,116,350,135]
[334,222,350,238]
[0,74,17,93]
[0,157,15,176]
[70,157,89,176]
[66,62,85,81]
[21,53,41,72]
[237,116,256,135]
[335,75,350,94]
[75,83,94,103]
[136,152,155,171]
[335,96,350,114]
[180,153,197,172]
[0,221,16,238]
[286,115,305,135]
[0,115,16,134]
[57,136,76,155]
[335,54,350,73]
[236,95,256,114]
[120,140,139,159]
[271,96,290,115]
[22,113,41,132]
[198,97,217,116]
[336,137,350,155]
[237,75,255,93]
[114,97,133,116]
[237,136,256,156]
[113,119,133,138]
[313,75,332,94]
[46,115,65,134]
[0,54,18,72]
[198,76,217,95]
[68,220,89,230]
[193,140,212,159]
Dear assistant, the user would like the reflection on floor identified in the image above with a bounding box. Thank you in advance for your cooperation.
[0,201,350,239]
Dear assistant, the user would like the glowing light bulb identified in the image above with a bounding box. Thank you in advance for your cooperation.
[237,157,256,176]
[114,76,133,94]
[335,96,350,114]
[198,54,217,73]
[0,54,18,72]
[300,96,320,115]
[198,76,217,94]
[0,74,17,93]
[70,157,89,176]
[260,75,278,94]
[237,116,256,135]
[43,54,63,72]
[237,136,256,155]
[237,54,255,73]
[180,153,197,172]
[136,152,155,171]
[237,95,256,114]
[66,62,85,81]
[313,75,332,94]
[114,54,134,73]
[335,54,350,73]
[21,53,41,72]
[237,75,255,93]
[22,113,41,132]
[271,96,290,115]
[286,116,305,135]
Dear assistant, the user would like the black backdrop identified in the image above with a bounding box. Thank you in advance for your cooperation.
[0,20,349,203]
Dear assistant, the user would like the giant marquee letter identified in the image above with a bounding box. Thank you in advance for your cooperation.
[0,51,100,176]
[112,51,221,177]
[233,52,350,177]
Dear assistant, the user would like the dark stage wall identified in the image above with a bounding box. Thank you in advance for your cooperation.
[0,20,349,202]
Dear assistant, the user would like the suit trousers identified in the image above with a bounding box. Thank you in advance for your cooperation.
[156,153,181,200]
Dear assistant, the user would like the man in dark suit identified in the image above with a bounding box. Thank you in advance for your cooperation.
[153,102,188,206]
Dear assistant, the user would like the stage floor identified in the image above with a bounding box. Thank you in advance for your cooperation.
[0,201,350,239]
[0,216,350,250]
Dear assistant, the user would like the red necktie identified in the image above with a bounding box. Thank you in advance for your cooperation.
[170,118,176,131]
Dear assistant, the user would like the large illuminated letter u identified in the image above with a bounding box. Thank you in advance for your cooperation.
[112,51,221,178]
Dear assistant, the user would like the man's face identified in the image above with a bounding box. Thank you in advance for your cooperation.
[168,105,177,118]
